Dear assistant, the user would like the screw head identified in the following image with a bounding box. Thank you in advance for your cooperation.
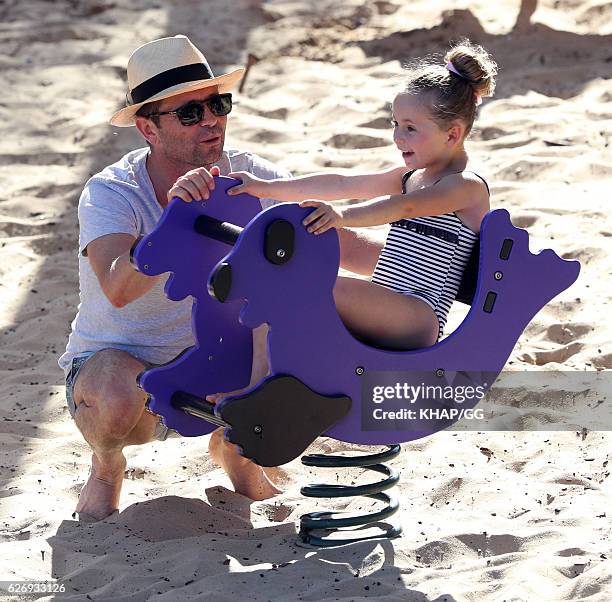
[147,241,152,247]
[435,368,445,377]
[494,271,503,281]
[276,249,286,258]
[355,366,365,376]
[143,264,149,270]
[253,425,263,434]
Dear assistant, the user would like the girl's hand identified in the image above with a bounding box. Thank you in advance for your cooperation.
[227,171,269,198]
[167,166,220,203]
[300,200,345,235]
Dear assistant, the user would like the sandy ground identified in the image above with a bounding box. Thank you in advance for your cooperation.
[0,0,611,600]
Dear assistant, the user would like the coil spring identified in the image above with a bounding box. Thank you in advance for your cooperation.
[299,444,402,547]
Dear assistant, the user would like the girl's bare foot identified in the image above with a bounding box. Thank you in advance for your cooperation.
[205,381,257,404]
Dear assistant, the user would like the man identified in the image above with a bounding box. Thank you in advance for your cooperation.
[58,35,292,521]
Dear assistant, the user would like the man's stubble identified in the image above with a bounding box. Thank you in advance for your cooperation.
[160,126,226,170]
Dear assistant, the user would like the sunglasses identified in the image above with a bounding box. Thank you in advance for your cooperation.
[148,93,233,126]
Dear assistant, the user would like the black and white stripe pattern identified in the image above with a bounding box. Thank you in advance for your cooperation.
[371,172,481,336]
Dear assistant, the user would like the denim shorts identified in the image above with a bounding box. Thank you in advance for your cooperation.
[65,352,176,441]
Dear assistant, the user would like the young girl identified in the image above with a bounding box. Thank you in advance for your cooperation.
[224,41,497,351]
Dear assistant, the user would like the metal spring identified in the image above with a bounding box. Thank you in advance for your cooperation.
[299,444,402,547]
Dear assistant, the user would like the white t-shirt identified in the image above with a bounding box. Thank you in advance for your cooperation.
[58,147,289,377]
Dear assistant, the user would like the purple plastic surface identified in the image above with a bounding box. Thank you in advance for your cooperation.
[134,178,580,445]
[131,177,261,436]
[215,204,580,445]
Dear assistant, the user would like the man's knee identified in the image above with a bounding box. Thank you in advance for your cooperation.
[98,391,148,438]
[76,393,146,441]
[73,349,148,439]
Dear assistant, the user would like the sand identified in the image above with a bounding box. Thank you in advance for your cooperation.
[0,0,610,599]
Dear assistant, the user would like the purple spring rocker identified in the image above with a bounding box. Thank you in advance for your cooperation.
[132,176,580,546]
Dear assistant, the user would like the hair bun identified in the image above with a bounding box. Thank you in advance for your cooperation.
[445,40,497,98]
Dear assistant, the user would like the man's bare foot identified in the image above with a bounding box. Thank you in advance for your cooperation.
[74,453,126,521]
[209,429,281,501]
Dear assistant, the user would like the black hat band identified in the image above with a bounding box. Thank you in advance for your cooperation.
[127,63,214,105]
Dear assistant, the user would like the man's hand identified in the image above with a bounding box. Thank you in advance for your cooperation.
[167,165,221,203]
[300,200,345,235]
[227,171,269,198]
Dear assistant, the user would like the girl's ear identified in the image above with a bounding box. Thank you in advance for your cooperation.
[446,121,465,146]
[135,116,160,146]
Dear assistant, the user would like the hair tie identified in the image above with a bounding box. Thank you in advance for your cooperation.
[446,61,464,78]
[447,61,482,106]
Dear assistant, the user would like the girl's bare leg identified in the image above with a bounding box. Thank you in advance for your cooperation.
[206,324,281,499]
[337,227,385,276]
[207,278,438,493]
[333,276,439,350]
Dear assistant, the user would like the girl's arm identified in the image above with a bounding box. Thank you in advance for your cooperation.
[303,173,489,233]
[227,165,407,202]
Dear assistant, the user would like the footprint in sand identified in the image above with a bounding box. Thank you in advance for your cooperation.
[497,159,556,180]
[592,352,612,369]
[255,501,295,523]
[414,540,460,565]
[455,532,524,557]
[505,460,529,472]
[561,247,605,264]
[325,133,389,149]
[429,477,464,506]
[520,341,584,366]
[553,475,598,488]
[511,214,538,229]
[358,116,393,129]
[241,129,288,144]
[556,547,587,557]
[254,108,289,120]
[546,322,592,345]
[557,563,589,579]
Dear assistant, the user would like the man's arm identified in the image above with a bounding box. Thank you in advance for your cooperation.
[86,233,160,308]
[82,165,220,307]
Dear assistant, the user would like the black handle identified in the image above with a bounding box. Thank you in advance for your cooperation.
[171,391,229,428]
[194,215,243,246]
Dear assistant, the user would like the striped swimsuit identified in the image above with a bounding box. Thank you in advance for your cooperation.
[371,170,488,337]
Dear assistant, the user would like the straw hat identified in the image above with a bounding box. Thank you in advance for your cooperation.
[110,35,244,127]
